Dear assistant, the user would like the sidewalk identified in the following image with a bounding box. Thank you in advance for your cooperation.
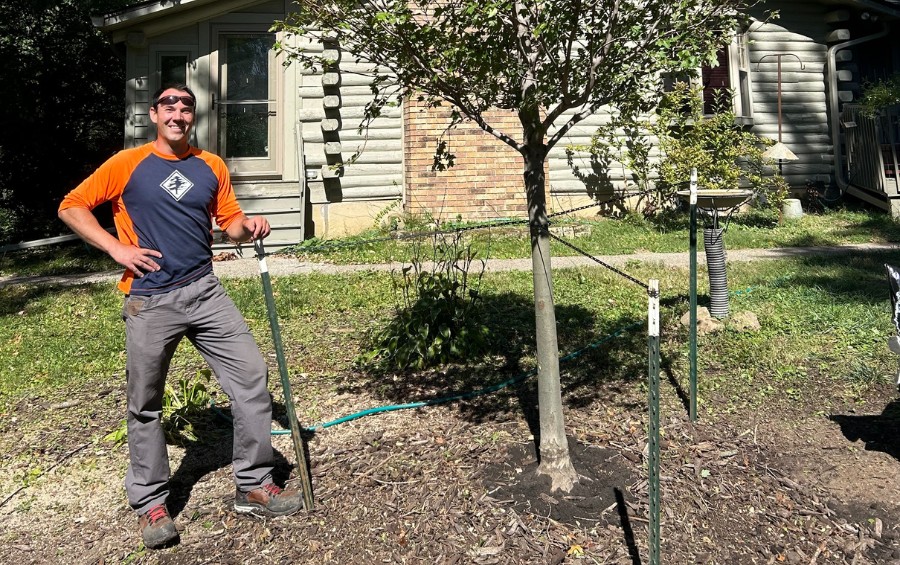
[2,242,898,289]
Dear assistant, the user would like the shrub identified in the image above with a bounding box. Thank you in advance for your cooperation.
[357,230,489,370]
[859,74,900,118]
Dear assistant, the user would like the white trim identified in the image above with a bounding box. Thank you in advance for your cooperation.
[100,0,271,43]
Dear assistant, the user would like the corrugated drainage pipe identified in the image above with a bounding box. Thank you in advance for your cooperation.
[704,227,729,318]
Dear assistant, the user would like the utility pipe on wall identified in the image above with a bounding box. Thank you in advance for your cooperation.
[827,24,889,192]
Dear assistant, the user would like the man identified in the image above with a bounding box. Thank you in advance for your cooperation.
[59,84,303,549]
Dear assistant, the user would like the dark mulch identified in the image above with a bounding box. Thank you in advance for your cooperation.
[1,375,899,564]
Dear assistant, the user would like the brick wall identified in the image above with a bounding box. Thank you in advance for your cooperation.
[403,99,531,222]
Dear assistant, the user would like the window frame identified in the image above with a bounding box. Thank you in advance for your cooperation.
[209,25,283,180]
[665,32,754,124]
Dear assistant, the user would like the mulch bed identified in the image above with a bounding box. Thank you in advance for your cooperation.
[1,377,899,564]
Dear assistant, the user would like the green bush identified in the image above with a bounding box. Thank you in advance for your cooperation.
[581,82,789,213]
[859,74,900,117]
[653,83,778,201]
[104,369,213,446]
[357,231,489,370]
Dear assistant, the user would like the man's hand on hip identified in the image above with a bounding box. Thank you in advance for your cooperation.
[111,243,162,278]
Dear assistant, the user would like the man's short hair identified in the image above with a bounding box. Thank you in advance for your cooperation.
[151,83,197,108]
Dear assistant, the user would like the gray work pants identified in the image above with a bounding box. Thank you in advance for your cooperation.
[122,273,273,514]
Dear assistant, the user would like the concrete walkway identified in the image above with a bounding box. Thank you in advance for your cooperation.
[2,242,898,289]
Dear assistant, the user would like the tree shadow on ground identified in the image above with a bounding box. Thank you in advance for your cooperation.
[829,399,900,463]
[166,400,299,518]
[791,252,900,300]
[335,291,648,439]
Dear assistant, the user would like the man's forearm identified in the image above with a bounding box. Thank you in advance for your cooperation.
[58,207,120,254]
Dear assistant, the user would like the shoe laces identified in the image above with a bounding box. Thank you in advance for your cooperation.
[262,483,282,497]
[145,504,169,525]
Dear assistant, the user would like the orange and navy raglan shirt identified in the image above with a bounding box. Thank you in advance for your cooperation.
[59,143,245,296]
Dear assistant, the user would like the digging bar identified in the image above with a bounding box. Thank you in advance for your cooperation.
[254,238,315,510]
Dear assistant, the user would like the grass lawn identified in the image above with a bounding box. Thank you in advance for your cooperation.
[3,202,900,279]
[1,202,899,563]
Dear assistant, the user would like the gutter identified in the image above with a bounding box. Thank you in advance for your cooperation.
[826,23,889,192]
[834,0,900,19]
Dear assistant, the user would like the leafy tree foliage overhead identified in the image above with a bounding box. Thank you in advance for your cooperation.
[276,0,758,154]
[0,0,138,241]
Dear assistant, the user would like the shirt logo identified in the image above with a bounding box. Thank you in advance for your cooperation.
[160,171,194,201]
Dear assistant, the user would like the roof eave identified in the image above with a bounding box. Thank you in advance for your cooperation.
[92,0,272,43]
[92,0,222,32]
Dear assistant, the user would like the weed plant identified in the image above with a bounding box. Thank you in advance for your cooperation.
[104,369,214,446]
[356,231,490,370]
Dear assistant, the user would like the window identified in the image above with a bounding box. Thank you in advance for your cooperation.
[212,32,280,177]
[150,47,195,92]
[159,54,188,85]
[701,33,753,119]
[149,47,197,145]
[664,33,753,121]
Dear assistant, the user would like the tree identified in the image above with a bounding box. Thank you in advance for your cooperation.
[0,0,136,241]
[275,0,758,491]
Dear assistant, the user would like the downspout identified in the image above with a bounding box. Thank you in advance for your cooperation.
[827,23,889,192]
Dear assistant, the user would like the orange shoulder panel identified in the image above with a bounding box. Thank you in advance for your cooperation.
[192,149,244,232]
[59,144,155,294]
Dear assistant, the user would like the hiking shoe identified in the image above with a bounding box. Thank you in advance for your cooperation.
[138,504,178,549]
[234,483,304,517]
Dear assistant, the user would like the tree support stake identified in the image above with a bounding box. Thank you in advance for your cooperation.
[255,239,315,511]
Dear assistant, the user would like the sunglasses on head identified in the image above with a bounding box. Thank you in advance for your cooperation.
[155,94,195,108]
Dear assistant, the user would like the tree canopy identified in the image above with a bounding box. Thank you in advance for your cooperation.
[0,0,136,241]
[276,0,758,154]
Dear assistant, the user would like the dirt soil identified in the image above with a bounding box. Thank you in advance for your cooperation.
[1,371,899,564]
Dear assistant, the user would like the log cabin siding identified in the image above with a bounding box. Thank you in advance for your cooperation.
[747,2,834,187]
[295,35,405,238]
[546,1,837,208]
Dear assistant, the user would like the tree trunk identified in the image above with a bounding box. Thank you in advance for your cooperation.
[523,143,578,493]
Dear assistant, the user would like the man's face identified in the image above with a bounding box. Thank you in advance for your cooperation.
[150,89,195,147]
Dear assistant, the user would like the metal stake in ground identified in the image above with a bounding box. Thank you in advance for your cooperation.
[254,239,314,510]
[689,169,699,422]
[647,279,661,565]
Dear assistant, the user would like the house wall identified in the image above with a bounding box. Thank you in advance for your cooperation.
[746,1,835,189]
[548,2,839,214]
[296,36,405,239]
[403,101,528,222]
[112,0,877,243]
[546,107,639,217]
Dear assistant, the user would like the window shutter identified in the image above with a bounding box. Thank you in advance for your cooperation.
[702,49,731,114]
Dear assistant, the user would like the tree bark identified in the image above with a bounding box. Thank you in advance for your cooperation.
[523,140,578,493]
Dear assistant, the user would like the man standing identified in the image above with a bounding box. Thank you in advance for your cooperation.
[59,84,303,549]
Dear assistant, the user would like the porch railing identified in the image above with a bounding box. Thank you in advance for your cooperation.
[842,103,900,196]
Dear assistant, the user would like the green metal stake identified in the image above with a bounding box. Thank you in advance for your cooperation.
[254,239,315,511]
[648,279,661,565]
[689,168,698,422]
